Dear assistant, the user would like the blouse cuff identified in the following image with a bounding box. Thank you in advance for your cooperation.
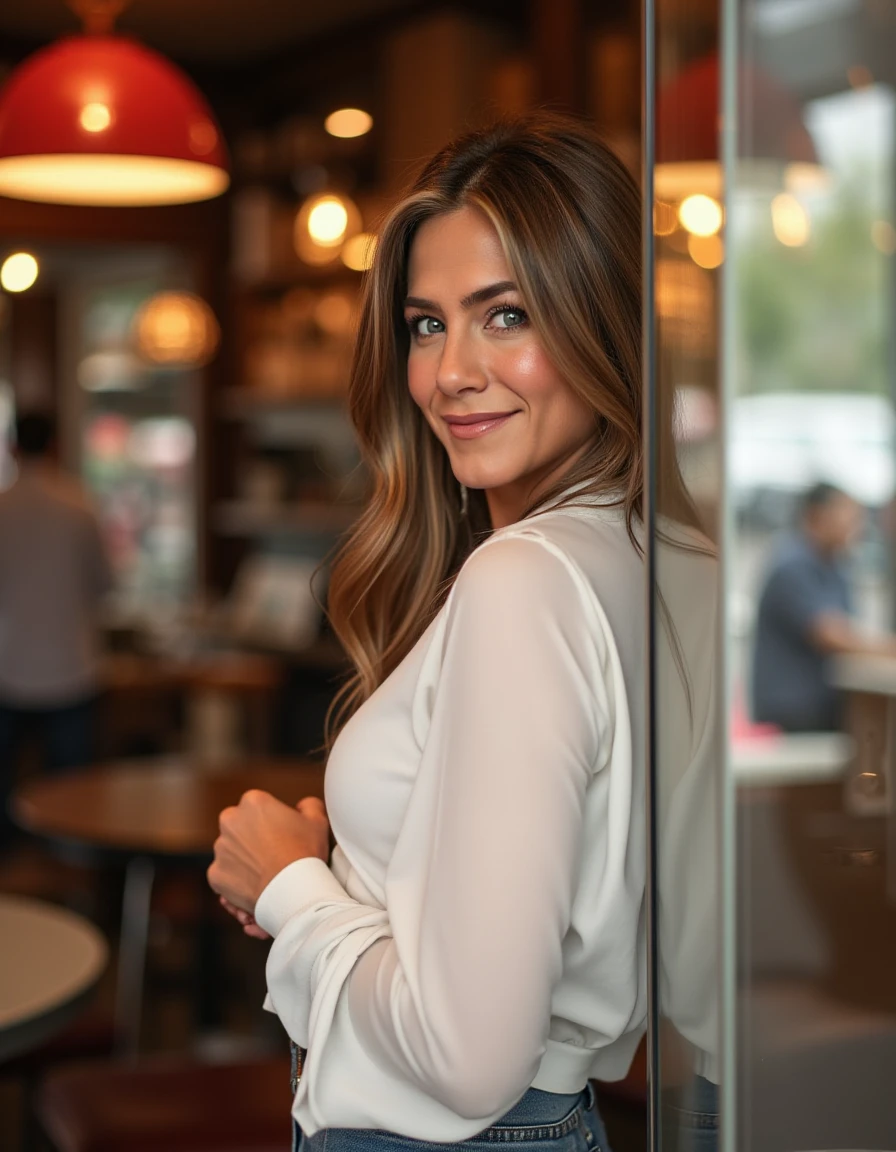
[254,856,352,937]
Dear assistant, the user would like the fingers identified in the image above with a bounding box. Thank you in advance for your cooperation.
[219,895,271,939]
[296,795,327,820]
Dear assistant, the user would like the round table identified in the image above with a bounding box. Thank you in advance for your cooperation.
[0,893,107,1061]
[12,756,325,861]
[11,756,325,1053]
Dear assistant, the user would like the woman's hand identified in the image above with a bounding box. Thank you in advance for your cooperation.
[207,793,330,916]
[219,895,271,939]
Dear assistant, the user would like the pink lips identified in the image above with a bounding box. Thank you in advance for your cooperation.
[443,412,517,440]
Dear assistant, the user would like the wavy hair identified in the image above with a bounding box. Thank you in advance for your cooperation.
[325,112,699,743]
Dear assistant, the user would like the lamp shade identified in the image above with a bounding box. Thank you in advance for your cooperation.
[656,51,822,199]
[0,34,230,206]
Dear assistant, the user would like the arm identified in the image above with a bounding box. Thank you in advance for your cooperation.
[809,612,896,657]
[255,537,611,1121]
[764,558,896,658]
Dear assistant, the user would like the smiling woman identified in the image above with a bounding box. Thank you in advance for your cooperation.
[404,208,595,528]
[207,113,714,1152]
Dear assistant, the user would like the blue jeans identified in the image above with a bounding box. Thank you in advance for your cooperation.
[660,1075,719,1152]
[0,694,98,851]
[294,1084,611,1152]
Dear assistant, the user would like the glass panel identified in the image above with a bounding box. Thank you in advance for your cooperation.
[63,257,201,611]
[648,2,725,1150]
[726,1,896,1149]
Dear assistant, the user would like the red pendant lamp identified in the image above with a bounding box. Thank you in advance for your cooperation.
[0,0,229,206]
[656,51,823,201]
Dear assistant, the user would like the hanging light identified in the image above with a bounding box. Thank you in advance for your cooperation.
[0,0,229,206]
[656,51,825,200]
[133,291,221,368]
[294,191,362,266]
[324,108,373,139]
[1,253,40,293]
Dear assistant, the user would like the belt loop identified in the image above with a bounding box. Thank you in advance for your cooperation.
[583,1081,596,1112]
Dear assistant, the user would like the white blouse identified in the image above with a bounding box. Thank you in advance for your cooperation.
[255,502,710,1140]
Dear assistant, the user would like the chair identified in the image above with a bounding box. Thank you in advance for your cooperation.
[35,1054,292,1152]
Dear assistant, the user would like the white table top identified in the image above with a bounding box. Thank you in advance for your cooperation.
[0,893,107,1061]
[732,732,853,787]
[833,653,896,695]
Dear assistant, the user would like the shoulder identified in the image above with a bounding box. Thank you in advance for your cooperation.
[764,537,818,586]
[451,507,641,627]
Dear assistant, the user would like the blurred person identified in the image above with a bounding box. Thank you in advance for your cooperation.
[0,411,113,831]
[752,481,895,732]
[207,115,718,1152]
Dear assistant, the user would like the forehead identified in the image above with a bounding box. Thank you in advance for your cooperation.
[406,206,512,294]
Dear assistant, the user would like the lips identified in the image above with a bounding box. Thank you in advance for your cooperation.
[443,411,517,440]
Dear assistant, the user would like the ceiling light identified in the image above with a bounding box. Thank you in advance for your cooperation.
[678,195,723,237]
[133,291,221,368]
[324,108,373,139]
[294,192,361,265]
[1,253,39,293]
[0,2,229,206]
[656,51,825,199]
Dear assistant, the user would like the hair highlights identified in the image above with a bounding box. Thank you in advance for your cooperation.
[325,113,686,742]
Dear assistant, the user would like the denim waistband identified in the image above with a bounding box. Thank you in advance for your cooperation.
[475,1084,594,1141]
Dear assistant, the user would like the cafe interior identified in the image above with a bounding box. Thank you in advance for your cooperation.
[2,0,896,1149]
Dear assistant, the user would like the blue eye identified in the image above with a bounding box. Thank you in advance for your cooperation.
[489,306,527,329]
[408,315,444,337]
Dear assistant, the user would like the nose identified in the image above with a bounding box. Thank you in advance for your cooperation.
[435,330,487,396]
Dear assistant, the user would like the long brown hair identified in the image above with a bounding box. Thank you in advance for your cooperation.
[325,112,697,743]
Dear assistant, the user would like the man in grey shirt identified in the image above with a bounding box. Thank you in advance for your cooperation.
[752,483,894,731]
[0,412,113,838]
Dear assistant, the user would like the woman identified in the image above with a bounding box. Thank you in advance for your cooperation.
[208,113,716,1151]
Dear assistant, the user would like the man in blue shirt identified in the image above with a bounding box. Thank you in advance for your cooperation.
[752,483,889,732]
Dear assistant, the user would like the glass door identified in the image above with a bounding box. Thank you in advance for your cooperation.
[647,0,896,1149]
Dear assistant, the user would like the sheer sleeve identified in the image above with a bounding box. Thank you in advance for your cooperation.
[255,535,614,1124]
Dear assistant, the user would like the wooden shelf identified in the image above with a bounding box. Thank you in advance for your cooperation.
[220,389,348,419]
[213,500,359,537]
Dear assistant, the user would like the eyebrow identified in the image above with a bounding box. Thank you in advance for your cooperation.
[404,280,518,312]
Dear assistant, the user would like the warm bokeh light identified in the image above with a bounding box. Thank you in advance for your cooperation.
[653,201,678,236]
[0,155,229,206]
[314,292,355,338]
[771,192,810,247]
[1,252,39,293]
[294,192,362,265]
[678,194,723,237]
[688,233,724,269]
[79,102,112,133]
[871,220,896,256]
[324,108,373,138]
[341,231,377,271]
[133,291,221,367]
[308,196,349,246]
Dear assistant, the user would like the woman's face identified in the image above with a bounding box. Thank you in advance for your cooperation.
[404,205,596,529]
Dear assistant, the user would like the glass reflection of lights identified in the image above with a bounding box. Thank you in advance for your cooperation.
[871,220,896,255]
[654,201,678,236]
[688,234,724,269]
[771,192,810,247]
[324,108,373,138]
[678,194,723,237]
[0,252,39,293]
[133,291,221,368]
